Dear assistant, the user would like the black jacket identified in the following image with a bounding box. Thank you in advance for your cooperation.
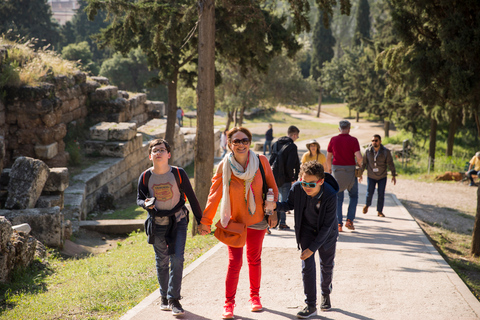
[276,173,339,252]
[270,136,300,183]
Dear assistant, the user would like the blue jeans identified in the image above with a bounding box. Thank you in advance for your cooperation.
[278,182,291,225]
[365,177,387,213]
[153,217,187,300]
[336,178,358,226]
[300,229,336,306]
[264,140,272,155]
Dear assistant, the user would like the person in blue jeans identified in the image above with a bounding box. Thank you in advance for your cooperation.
[362,134,396,217]
[269,125,300,230]
[268,161,339,318]
[137,138,202,317]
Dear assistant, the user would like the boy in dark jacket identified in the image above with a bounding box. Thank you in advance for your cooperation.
[267,161,339,318]
[137,138,202,317]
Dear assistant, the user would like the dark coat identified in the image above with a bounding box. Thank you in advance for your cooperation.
[276,173,339,252]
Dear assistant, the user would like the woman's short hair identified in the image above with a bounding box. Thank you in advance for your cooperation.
[227,127,252,142]
[299,161,325,180]
[148,139,171,154]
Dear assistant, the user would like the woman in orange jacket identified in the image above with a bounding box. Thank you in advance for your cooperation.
[198,127,278,319]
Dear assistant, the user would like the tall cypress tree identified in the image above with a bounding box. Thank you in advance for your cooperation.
[310,10,336,117]
[352,0,371,47]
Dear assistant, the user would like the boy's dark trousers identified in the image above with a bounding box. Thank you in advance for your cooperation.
[300,229,336,307]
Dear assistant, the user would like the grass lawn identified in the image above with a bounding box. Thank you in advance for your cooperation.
[0,212,219,320]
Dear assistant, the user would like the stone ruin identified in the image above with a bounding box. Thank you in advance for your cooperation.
[0,156,69,282]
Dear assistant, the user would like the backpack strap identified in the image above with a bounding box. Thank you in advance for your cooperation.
[171,166,186,201]
[257,154,268,204]
[142,169,152,190]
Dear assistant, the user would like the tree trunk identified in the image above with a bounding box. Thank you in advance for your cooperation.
[356,111,360,122]
[316,87,323,118]
[195,0,215,236]
[225,110,233,131]
[384,120,390,138]
[233,108,238,127]
[428,117,437,171]
[446,112,457,157]
[166,72,178,162]
[475,112,480,138]
[471,185,480,256]
[238,104,246,127]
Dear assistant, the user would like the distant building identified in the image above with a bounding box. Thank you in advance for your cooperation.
[48,0,79,25]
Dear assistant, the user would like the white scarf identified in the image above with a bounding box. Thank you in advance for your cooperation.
[220,150,259,227]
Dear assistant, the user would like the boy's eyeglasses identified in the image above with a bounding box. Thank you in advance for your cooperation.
[231,138,250,146]
[300,179,322,188]
[151,148,168,154]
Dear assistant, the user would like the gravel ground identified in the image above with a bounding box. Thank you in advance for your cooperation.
[385,178,478,235]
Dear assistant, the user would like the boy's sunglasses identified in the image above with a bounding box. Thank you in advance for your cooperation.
[300,179,323,188]
[231,138,250,146]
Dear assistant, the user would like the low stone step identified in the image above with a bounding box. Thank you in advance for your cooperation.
[79,219,144,234]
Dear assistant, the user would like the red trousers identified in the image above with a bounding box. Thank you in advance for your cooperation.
[225,228,266,303]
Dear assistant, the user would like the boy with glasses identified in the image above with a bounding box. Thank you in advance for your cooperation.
[362,134,397,217]
[266,161,339,318]
[137,138,203,316]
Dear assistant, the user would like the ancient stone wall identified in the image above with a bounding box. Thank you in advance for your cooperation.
[0,72,165,169]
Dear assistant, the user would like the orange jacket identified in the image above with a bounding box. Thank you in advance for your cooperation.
[201,155,279,227]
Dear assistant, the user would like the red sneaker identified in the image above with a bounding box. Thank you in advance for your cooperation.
[338,224,343,232]
[345,219,355,230]
[250,296,263,312]
[222,302,235,319]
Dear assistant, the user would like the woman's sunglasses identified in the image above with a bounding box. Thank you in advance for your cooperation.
[300,179,323,188]
[231,138,250,146]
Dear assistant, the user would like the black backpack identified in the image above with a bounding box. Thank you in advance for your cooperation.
[269,142,291,187]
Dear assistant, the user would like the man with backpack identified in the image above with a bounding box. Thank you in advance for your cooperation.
[269,125,300,230]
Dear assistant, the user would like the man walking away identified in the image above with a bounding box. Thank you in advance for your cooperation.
[269,125,301,230]
[326,120,362,232]
[362,134,397,217]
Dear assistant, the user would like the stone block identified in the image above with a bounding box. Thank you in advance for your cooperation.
[0,207,63,248]
[6,157,50,209]
[0,216,12,250]
[89,122,113,141]
[36,193,64,210]
[12,223,31,234]
[90,85,118,102]
[34,142,59,160]
[137,118,167,139]
[90,76,110,85]
[43,167,69,192]
[80,80,100,95]
[108,122,137,141]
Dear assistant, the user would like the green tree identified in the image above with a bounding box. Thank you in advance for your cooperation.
[61,41,99,75]
[352,0,371,47]
[99,48,167,101]
[0,0,61,48]
[310,10,336,117]
[374,0,480,254]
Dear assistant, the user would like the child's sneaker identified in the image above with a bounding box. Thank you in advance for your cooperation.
[160,296,170,311]
[168,298,185,316]
[297,305,317,318]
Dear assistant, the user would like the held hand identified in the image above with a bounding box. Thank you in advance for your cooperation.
[358,175,363,183]
[264,200,276,211]
[198,223,211,236]
[268,212,278,228]
[300,248,314,260]
[392,176,397,185]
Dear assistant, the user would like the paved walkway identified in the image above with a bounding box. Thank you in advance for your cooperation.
[121,110,480,319]
[121,185,480,319]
